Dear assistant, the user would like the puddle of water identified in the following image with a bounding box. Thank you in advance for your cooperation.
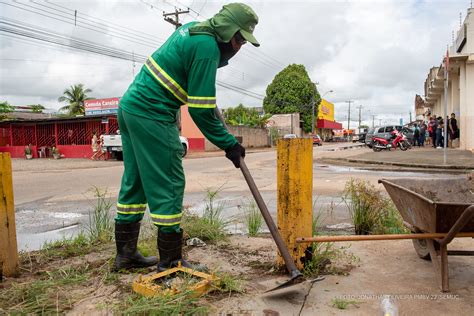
[49,212,83,219]
[17,224,81,251]
[185,193,348,234]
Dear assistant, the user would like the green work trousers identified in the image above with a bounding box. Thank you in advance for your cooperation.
[115,107,185,233]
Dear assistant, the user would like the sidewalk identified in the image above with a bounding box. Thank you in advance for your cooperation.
[323,146,474,171]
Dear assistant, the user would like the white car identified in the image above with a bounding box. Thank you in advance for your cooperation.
[283,134,298,139]
[102,134,189,160]
[179,136,189,157]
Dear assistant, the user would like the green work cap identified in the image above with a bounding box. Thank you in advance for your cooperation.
[210,3,260,47]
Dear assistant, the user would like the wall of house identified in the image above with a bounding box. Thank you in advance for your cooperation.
[205,125,269,151]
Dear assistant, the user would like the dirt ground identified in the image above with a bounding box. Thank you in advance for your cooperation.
[205,237,473,315]
[3,222,473,315]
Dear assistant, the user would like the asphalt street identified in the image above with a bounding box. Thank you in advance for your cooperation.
[11,143,466,250]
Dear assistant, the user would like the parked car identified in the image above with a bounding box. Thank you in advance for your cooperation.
[369,125,415,147]
[365,127,376,148]
[312,134,322,146]
[283,134,298,139]
[101,133,189,160]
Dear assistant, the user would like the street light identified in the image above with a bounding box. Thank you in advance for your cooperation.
[312,89,334,134]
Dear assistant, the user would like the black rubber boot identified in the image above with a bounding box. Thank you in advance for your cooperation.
[157,229,207,272]
[113,222,158,271]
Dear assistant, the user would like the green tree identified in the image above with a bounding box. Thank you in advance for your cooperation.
[263,64,320,133]
[224,103,271,128]
[58,84,93,116]
[0,101,14,120]
[29,104,45,113]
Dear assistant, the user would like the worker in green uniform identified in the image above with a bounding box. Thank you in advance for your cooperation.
[113,3,260,271]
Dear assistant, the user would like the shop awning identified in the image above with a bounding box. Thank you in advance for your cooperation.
[317,119,343,129]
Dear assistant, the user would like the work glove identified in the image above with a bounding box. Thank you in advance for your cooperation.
[225,143,245,168]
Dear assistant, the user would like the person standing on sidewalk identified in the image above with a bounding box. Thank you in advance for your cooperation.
[419,121,426,147]
[91,131,100,160]
[112,3,259,272]
[436,116,444,148]
[413,124,420,147]
[449,113,458,147]
[429,116,438,148]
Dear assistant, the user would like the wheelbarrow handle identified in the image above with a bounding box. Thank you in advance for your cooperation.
[214,107,300,276]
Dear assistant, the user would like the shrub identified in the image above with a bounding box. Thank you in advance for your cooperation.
[344,179,407,235]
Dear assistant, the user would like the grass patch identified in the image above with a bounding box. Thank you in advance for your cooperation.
[181,187,229,243]
[39,231,94,260]
[344,179,408,235]
[115,292,208,315]
[243,201,263,237]
[331,298,360,310]
[0,266,92,314]
[182,213,228,243]
[213,272,245,294]
[87,186,114,243]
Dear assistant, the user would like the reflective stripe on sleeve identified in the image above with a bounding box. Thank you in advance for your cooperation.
[145,57,188,104]
[150,213,182,226]
[117,203,147,214]
[187,96,216,108]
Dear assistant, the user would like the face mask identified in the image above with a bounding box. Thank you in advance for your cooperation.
[217,41,238,68]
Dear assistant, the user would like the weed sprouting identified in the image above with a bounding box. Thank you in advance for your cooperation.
[203,186,227,227]
[213,272,245,294]
[87,186,114,243]
[243,201,263,237]
[331,298,360,310]
[181,186,230,243]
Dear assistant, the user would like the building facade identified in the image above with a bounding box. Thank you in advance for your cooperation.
[316,99,343,141]
[423,7,474,151]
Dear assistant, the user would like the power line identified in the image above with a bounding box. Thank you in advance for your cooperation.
[1,1,165,48]
[47,0,166,42]
[0,18,264,100]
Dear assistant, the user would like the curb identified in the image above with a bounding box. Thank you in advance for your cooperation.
[326,143,366,151]
[344,158,474,170]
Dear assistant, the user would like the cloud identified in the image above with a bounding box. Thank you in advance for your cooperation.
[0,0,470,127]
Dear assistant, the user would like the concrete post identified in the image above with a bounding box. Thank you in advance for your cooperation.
[276,138,313,270]
[0,153,19,278]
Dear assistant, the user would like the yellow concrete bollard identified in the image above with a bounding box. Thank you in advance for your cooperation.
[276,138,313,270]
[0,152,19,278]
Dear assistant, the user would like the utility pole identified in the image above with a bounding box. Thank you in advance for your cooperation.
[357,105,363,129]
[345,100,353,130]
[311,95,315,135]
[409,111,412,123]
[163,8,190,30]
[163,8,189,131]
[372,115,376,128]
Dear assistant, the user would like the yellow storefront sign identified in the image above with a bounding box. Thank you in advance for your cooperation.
[318,99,334,121]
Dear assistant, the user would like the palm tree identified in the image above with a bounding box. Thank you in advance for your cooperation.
[58,84,93,116]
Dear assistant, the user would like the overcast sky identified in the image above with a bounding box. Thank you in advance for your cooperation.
[0,0,471,128]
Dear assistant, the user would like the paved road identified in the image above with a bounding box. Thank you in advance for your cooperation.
[11,144,464,250]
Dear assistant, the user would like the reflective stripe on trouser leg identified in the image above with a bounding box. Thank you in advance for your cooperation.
[118,108,185,232]
[115,107,147,224]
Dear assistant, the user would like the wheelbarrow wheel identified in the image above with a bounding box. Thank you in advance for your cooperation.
[412,238,440,260]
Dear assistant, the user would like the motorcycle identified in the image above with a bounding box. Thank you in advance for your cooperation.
[372,130,410,152]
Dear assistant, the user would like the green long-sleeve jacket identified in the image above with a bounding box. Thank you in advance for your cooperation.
[119,22,236,150]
